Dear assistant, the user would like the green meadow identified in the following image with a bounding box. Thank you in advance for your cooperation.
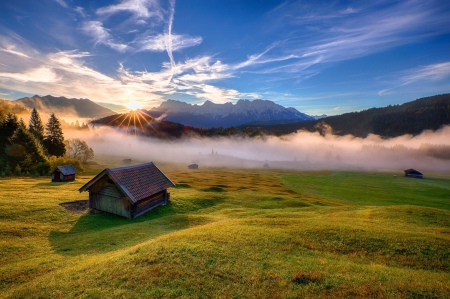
[1,158,449,298]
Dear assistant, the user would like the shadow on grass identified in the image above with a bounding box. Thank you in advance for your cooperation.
[201,186,226,192]
[34,182,72,187]
[49,195,226,256]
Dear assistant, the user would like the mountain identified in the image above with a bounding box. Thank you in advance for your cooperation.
[146,99,314,128]
[245,94,450,137]
[15,95,115,119]
[0,99,29,118]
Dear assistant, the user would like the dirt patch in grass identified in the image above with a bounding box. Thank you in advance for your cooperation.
[292,271,324,285]
[60,200,89,214]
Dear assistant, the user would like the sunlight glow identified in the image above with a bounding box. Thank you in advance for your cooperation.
[127,101,142,111]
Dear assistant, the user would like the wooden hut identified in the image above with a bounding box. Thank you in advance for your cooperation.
[404,169,423,179]
[188,163,199,169]
[78,162,175,218]
[123,159,132,164]
[263,163,269,168]
[51,165,76,182]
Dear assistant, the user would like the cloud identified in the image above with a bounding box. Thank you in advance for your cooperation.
[378,62,450,95]
[81,21,129,52]
[0,67,59,83]
[136,33,202,52]
[0,47,30,58]
[75,7,86,18]
[401,62,450,85]
[184,84,260,103]
[53,0,68,8]
[261,0,450,79]
[96,0,164,22]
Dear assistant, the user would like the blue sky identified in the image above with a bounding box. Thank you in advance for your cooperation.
[0,0,449,115]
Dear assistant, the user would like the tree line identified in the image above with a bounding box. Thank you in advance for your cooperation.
[0,109,93,176]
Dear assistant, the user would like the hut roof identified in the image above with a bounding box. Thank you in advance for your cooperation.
[78,162,175,203]
[54,165,77,175]
[404,169,423,175]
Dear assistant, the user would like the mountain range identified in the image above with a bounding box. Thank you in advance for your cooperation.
[14,95,115,119]
[146,99,314,128]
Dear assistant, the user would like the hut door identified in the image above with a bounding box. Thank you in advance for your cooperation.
[53,171,61,182]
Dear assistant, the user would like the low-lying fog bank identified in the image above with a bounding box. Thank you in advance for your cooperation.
[69,125,450,173]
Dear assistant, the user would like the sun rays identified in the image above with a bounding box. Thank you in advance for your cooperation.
[104,109,163,137]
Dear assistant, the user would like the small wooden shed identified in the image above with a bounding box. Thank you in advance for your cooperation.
[52,165,76,182]
[188,163,199,169]
[404,169,423,179]
[78,162,175,218]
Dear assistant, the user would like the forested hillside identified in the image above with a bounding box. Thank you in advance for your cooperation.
[249,94,450,137]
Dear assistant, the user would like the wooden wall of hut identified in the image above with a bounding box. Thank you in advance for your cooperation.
[88,175,132,218]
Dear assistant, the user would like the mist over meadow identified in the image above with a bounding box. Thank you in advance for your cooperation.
[69,124,450,173]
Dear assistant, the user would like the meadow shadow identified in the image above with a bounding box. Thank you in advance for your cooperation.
[49,194,225,256]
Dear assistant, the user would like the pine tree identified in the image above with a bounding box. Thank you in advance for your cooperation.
[43,113,66,157]
[9,126,49,174]
[18,118,26,130]
[0,113,19,157]
[28,108,44,141]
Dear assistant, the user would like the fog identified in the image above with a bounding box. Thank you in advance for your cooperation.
[67,125,450,173]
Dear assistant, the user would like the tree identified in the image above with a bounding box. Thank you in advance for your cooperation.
[43,113,66,157]
[65,138,94,163]
[8,126,49,174]
[0,113,19,163]
[18,118,26,130]
[28,108,44,141]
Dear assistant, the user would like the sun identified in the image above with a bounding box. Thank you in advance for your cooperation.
[127,101,142,111]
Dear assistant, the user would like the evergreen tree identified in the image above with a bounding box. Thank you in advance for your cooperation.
[9,126,49,174]
[0,113,19,157]
[18,118,26,130]
[43,113,66,157]
[28,108,44,141]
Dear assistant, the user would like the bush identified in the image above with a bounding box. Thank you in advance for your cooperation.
[31,161,51,176]
[14,164,22,176]
[4,163,11,176]
[48,156,84,174]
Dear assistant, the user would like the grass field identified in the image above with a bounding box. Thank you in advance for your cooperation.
[1,157,449,298]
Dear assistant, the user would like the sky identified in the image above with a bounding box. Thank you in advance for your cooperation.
[0,0,449,115]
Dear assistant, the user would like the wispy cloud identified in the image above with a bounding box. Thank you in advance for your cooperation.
[0,46,30,58]
[96,0,164,22]
[0,67,59,83]
[401,62,450,85]
[185,84,259,103]
[263,0,450,79]
[136,33,202,52]
[53,0,68,8]
[81,21,128,52]
[378,62,450,95]
[165,0,176,81]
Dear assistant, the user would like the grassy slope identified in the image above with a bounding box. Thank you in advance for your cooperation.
[1,160,449,298]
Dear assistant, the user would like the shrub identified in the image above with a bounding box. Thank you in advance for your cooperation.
[14,164,22,176]
[48,156,84,174]
[31,161,51,176]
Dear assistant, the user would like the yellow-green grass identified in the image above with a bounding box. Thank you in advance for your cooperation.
[0,162,449,298]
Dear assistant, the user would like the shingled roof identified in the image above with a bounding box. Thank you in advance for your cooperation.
[54,165,76,175]
[78,162,175,203]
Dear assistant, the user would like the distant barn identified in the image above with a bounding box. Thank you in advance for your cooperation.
[188,163,198,169]
[404,169,423,179]
[123,159,132,164]
[51,165,76,182]
[78,162,175,218]
[263,163,269,168]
